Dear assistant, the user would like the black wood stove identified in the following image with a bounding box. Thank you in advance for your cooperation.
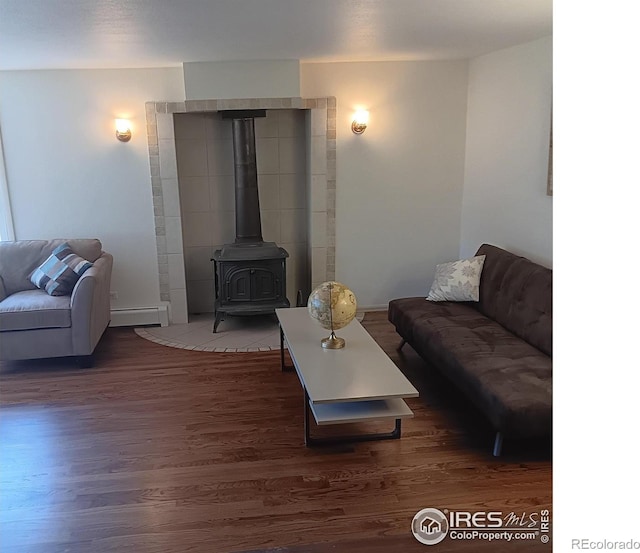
[211,110,290,332]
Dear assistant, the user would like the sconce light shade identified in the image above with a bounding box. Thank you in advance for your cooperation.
[351,110,369,135]
[115,119,132,142]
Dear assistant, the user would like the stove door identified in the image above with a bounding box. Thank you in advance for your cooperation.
[224,261,285,304]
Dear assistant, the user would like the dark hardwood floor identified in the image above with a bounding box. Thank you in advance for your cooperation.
[0,312,551,553]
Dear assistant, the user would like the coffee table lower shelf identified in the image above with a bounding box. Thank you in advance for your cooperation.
[304,389,413,446]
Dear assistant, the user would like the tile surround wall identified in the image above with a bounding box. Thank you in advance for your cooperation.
[145,97,335,324]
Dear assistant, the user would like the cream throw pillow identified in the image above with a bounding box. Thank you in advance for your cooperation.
[426,255,486,302]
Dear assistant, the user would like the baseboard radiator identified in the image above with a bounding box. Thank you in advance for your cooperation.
[109,305,169,327]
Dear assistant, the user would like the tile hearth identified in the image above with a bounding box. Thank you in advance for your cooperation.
[135,313,281,352]
[135,312,366,353]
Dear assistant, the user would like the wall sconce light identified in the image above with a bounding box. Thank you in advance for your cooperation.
[115,119,132,142]
[351,110,369,135]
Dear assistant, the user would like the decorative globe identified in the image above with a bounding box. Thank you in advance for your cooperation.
[307,281,357,348]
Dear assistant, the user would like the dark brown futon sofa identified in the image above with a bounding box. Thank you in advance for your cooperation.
[388,244,552,456]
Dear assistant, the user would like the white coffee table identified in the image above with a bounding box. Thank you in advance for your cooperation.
[276,307,419,446]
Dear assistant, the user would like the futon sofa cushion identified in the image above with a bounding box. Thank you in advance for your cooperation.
[476,244,552,356]
[389,297,476,345]
[0,290,72,331]
[409,304,552,437]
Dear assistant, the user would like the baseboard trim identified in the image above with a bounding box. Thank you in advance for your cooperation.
[359,304,389,312]
[109,305,383,328]
[109,305,169,327]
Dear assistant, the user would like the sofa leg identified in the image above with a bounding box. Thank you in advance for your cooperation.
[397,339,407,351]
[76,355,94,368]
[493,432,503,457]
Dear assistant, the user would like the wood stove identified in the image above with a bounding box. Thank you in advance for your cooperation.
[211,110,290,332]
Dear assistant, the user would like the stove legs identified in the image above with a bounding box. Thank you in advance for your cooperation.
[493,431,504,456]
[213,311,224,333]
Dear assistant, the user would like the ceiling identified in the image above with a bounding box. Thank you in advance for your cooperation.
[0,0,552,71]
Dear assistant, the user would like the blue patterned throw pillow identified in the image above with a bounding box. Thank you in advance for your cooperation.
[30,242,94,296]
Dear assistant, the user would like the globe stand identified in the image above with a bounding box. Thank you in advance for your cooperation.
[321,330,345,349]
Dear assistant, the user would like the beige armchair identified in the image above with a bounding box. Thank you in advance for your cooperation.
[0,239,113,366]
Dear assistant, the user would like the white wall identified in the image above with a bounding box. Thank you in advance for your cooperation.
[460,37,552,266]
[0,68,184,308]
[301,61,469,308]
[183,60,300,100]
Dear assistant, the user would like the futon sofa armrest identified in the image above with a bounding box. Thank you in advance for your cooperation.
[70,252,113,355]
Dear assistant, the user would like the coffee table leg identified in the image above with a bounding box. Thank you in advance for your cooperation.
[304,388,311,446]
[303,390,403,447]
[280,325,285,371]
[279,325,295,373]
[392,418,402,438]
[279,325,294,372]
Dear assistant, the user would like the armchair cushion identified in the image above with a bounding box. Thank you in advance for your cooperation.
[0,290,71,331]
[30,242,93,296]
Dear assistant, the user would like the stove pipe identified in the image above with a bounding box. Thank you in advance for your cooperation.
[221,110,267,244]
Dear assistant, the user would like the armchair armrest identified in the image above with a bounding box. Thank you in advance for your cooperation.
[70,252,114,355]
